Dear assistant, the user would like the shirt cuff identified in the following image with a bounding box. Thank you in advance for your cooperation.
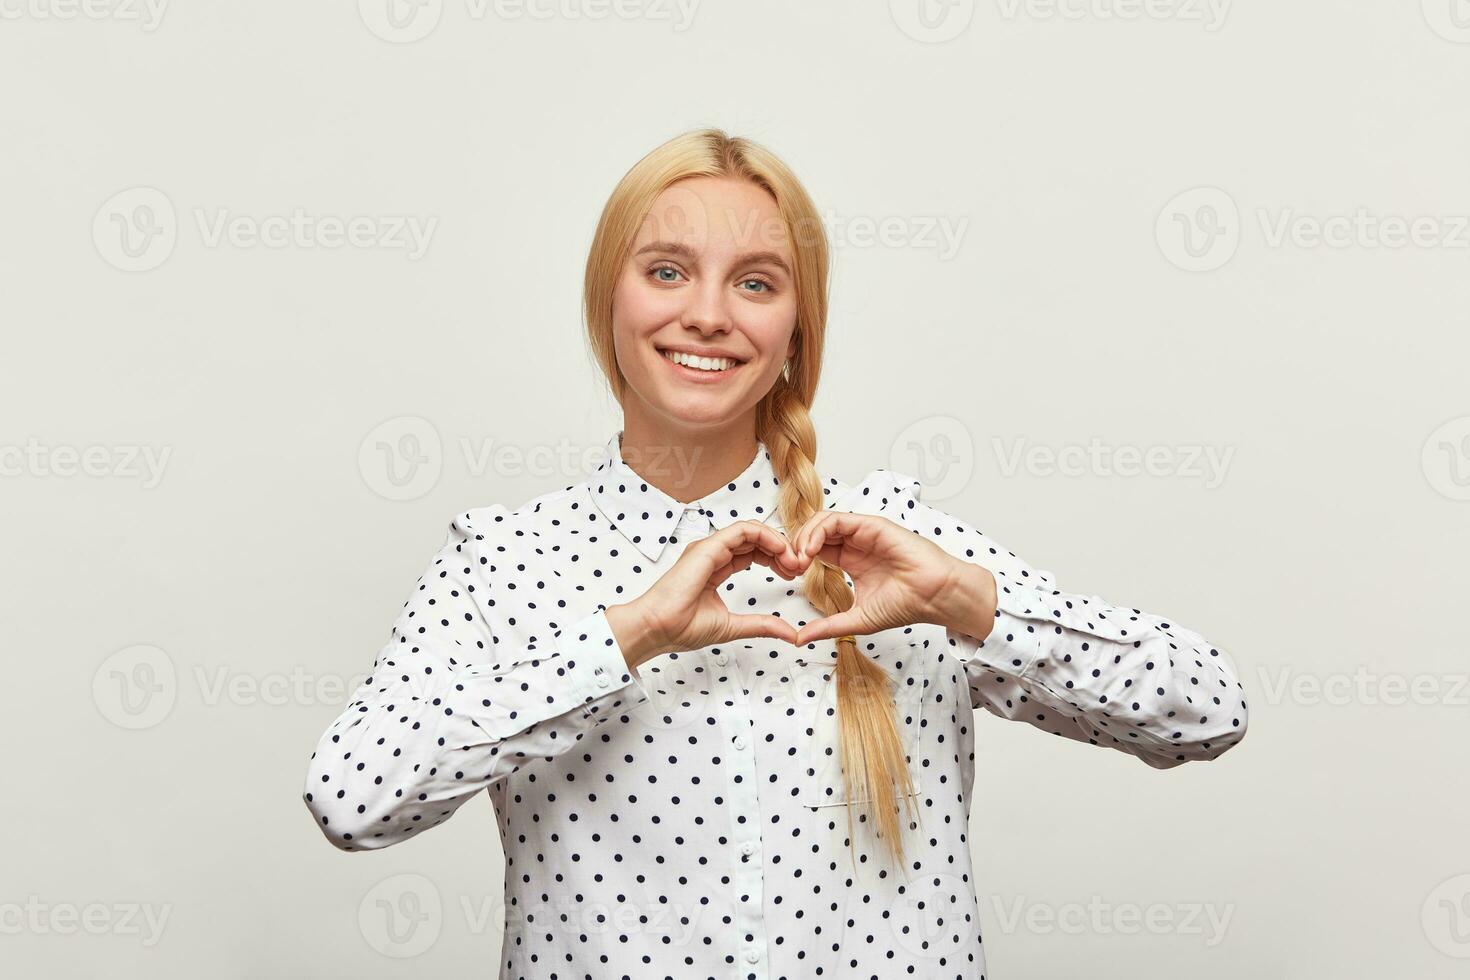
[947,585,1046,680]
[564,606,651,714]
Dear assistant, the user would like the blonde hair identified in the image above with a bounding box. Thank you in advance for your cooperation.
[583,128,921,868]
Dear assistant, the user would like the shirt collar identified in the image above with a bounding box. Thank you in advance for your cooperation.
[588,429,782,562]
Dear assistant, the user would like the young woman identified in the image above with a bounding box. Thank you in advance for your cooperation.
[303,130,1249,979]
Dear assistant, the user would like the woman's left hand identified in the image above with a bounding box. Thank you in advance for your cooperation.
[788,510,997,646]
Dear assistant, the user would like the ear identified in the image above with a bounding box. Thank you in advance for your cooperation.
[785,331,797,361]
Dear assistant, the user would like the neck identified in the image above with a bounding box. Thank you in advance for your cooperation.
[618,415,759,504]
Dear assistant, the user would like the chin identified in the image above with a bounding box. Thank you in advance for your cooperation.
[658,397,741,426]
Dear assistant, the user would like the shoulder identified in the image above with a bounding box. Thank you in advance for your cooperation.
[823,466,925,518]
[830,464,1049,588]
[441,481,590,552]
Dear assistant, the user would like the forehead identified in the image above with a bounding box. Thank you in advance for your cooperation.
[634,176,791,256]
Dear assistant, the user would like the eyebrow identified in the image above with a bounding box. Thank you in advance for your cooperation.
[633,240,793,278]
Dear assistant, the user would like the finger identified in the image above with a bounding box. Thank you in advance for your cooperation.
[697,529,796,591]
[708,546,800,591]
[795,511,879,561]
[805,540,849,574]
[729,523,801,568]
[724,613,798,645]
[796,609,867,646]
[707,549,756,589]
[791,509,838,560]
[704,520,801,576]
[744,548,800,579]
[795,510,873,559]
[747,522,803,572]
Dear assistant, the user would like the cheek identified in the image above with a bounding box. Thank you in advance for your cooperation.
[739,298,798,358]
[612,272,675,336]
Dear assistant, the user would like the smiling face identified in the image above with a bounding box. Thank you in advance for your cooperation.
[611,175,799,435]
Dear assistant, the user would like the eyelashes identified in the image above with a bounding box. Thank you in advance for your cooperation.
[646,263,778,294]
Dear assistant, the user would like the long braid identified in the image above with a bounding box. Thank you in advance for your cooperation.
[759,379,920,867]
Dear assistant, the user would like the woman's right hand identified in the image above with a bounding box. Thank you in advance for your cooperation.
[605,519,804,667]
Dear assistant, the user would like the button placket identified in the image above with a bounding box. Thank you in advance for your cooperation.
[717,649,768,980]
[672,505,712,544]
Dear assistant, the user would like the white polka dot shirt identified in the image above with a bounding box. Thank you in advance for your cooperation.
[302,429,1249,979]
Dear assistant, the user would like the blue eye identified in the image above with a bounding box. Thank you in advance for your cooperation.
[650,264,681,283]
[740,278,774,293]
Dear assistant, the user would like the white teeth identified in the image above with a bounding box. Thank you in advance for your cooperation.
[662,349,736,372]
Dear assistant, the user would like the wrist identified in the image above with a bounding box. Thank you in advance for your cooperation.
[934,558,998,643]
[605,601,662,668]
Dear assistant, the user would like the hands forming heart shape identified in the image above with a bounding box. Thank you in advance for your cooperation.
[606,511,997,668]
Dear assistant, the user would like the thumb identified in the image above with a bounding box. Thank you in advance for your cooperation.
[725,613,799,645]
[796,610,866,646]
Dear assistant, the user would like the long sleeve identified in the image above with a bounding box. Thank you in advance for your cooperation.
[301,509,650,851]
[876,473,1249,770]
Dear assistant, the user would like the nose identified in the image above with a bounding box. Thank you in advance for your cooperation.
[679,277,733,336]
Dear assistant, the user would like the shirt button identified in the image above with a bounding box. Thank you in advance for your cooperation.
[744,949,759,963]
[740,841,755,856]
[714,653,728,667]
[733,735,747,750]
[595,672,610,688]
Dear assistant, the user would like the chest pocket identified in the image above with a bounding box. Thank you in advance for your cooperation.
[790,638,928,809]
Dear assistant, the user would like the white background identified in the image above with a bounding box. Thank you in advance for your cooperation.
[3,1,1468,976]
